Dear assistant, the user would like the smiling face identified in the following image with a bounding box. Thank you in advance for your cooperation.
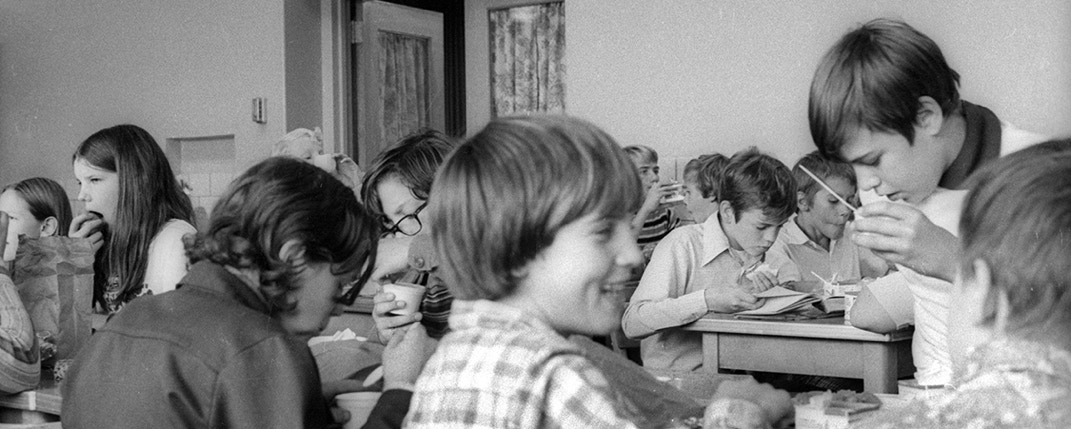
[375,175,426,234]
[839,127,947,204]
[720,204,784,257]
[507,213,643,337]
[73,158,120,225]
[798,176,857,241]
[0,189,48,261]
[278,261,356,338]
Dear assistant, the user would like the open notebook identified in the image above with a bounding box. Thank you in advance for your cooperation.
[734,286,844,317]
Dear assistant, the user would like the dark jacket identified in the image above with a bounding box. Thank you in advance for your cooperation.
[62,261,333,428]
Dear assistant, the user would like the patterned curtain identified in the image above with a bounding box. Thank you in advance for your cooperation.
[380,31,430,146]
[489,2,565,117]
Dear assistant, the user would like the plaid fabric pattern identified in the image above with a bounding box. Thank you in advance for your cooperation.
[405,300,642,428]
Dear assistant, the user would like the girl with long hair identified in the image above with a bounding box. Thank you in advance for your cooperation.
[70,124,195,313]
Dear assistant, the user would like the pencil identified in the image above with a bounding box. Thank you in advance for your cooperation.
[798,165,859,215]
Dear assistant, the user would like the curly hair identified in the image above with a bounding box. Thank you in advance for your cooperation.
[186,157,379,312]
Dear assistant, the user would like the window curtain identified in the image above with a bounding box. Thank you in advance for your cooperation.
[380,31,430,146]
[489,2,565,117]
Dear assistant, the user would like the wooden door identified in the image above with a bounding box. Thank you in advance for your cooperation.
[354,1,444,165]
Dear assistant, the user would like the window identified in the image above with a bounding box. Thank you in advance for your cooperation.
[488,2,565,117]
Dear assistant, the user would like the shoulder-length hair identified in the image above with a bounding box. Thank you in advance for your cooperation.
[3,177,73,237]
[360,129,455,225]
[186,157,379,311]
[73,124,194,307]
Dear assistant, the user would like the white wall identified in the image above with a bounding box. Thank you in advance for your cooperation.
[0,0,325,208]
[466,0,1071,175]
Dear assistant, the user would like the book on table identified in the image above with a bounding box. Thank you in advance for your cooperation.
[733,286,844,318]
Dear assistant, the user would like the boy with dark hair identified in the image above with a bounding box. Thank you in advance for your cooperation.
[860,140,1071,428]
[361,129,456,342]
[62,157,428,428]
[808,18,1048,386]
[622,148,796,371]
[766,151,889,286]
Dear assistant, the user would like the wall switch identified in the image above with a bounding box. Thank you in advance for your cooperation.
[252,97,267,124]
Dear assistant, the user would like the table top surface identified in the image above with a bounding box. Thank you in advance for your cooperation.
[682,313,913,342]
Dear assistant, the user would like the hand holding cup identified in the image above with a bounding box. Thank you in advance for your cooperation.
[371,283,426,343]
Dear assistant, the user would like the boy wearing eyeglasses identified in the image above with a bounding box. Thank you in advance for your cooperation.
[360,130,457,343]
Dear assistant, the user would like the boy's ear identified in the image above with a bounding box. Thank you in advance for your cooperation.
[796,191,810,212]
[719,200,735,223]
[278,239,307,265]
[39,216,59,237]
[915,96,945,138]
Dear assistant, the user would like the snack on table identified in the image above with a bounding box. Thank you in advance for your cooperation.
[705,378,793,429]
[704,398,770,429]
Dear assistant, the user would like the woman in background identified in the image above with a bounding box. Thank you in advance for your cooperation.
[70,124,195,313]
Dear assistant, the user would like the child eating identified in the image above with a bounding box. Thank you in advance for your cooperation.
[621,148,796,371]
[765,152,890,288]
[808,19,1049,386]
[624,144,689,261]
[405,115,650,427]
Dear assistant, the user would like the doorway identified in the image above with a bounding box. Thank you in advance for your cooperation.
[349,0,464,165]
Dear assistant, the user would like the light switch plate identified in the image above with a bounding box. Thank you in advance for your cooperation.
[252,97,266,124]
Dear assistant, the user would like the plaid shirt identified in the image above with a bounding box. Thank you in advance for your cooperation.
[405,299,643,428]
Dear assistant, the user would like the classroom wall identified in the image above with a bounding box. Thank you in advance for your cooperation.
[0,0,324,209]
[466,0,1071,177]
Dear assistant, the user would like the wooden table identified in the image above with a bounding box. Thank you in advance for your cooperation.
[682,314,913,393]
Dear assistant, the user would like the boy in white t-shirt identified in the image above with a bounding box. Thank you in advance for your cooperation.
[808,18,1048,385]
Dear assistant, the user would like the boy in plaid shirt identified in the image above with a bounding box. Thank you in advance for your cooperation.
[405,115,649,428]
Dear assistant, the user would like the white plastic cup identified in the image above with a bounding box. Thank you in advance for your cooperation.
[336,391,382,429]
[844,291,859,325]
[381,283,426,316]
[660,182,685,204]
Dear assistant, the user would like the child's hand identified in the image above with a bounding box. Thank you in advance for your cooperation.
[69,212,106,253]
[372,289,422,343]
[635,181,682,229]
[382,323,435,391]
[704,287,765,313]
[851,201,959,282]
[747,271,777,293]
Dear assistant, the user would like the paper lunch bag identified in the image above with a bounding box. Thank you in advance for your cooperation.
[12,236,94,363]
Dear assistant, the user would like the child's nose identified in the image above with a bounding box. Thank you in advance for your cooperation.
[77,186,89,201]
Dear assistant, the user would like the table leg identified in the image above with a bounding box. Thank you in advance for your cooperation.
[862,342,898,393]
[701,333,720,372]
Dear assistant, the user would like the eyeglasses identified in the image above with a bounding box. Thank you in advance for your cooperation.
[383,202,426,236]
[336,278,362,306]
